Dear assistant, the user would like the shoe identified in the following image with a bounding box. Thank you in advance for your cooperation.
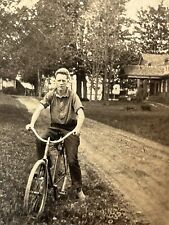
[77,189,86,201]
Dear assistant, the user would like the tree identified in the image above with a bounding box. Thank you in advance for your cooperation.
[76,0,132,100]
[0,0,137,100]
[0,0,90,95]
[0,0,21,79]
[14,0,89,96]
[134,1,169,54]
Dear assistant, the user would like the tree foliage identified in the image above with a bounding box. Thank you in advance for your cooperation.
[76,0,134,100]
[134,1,169,54]
[0,0,21,78]
[0,0,140,99]
[0,0,88,94]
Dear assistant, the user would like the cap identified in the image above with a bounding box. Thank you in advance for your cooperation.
[55,68,70,79]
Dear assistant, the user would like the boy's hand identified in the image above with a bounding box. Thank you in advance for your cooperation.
[26,124,34,130]
[72,127,81,136]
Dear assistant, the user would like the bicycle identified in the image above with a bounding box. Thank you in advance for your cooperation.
[23,127,74,217]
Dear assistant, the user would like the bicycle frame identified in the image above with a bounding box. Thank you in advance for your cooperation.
[30,127,74,161]
[30,126,74,186]
[24,127,74,216]
[51,144,68,195]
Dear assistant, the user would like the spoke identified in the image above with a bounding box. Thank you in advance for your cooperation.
[28,169,46,213]
[29,194,39,213]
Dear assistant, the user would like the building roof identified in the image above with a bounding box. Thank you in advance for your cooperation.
[124,54,169,79]
[21,82,34,90]
[124,65,169,79]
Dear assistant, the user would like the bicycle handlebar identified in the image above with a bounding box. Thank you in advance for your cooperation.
[29,127,74,144]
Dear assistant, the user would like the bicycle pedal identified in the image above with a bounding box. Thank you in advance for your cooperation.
[59,191,66,195]
[53,184,58,189]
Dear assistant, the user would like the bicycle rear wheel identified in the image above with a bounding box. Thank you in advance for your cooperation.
[24,159,48,217]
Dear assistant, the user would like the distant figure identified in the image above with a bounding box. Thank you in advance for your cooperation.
[112,83,120,101]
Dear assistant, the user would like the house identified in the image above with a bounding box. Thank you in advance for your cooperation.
[16,79,35,95]
[0,77,16,90]
[124,54,169,96]
[0,77,34,95]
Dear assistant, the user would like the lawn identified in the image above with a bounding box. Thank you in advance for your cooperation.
[83,100,169,147]
[0,93,147,225]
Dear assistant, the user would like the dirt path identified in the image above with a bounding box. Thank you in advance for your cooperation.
[18,96,169,225]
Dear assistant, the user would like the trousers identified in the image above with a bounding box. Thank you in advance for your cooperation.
[36,127,82,189]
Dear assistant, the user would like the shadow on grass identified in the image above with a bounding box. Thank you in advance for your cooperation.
[0,94,31,124]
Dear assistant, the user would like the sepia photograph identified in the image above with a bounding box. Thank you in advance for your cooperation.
[0,0,169,224]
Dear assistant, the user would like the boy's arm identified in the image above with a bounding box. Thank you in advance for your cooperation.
[26,104,45,130]
[73,108,85,136]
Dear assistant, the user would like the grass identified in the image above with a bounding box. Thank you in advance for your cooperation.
[0,93,147,225]
[83,100,169,146]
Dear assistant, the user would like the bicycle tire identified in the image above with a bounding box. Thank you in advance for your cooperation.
[24,159,48,217]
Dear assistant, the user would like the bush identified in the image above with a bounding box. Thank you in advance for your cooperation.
[141,103,152,111]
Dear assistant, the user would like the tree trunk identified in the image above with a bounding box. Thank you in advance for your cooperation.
[102,0,109,101]
[37,69,42,97]
[103,48,109,101]
[82,76,87,100]
[101,79,104,100]
[95,73,99,100]
[90,76,94,100]
[0,78,3,92]
[76,73,82,98]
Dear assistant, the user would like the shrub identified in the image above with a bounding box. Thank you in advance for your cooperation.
[3,87,18,95]
[141,104,152,111]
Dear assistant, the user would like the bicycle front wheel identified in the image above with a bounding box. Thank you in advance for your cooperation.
[24,159,48,217]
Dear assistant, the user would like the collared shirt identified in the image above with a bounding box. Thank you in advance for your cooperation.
[40,88,84,129]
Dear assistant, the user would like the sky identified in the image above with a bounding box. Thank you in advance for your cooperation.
[126,0,169,19]
[18,0,169,19]
[17,0,39,9]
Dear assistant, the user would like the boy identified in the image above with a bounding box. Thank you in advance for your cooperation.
[26,68,85,201]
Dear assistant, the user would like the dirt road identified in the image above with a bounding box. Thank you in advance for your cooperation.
[18,96,169,225]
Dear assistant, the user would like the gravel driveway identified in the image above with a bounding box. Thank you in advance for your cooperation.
[18,96,169,225]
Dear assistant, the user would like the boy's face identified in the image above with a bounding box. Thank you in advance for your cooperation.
[55,74,68,92]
